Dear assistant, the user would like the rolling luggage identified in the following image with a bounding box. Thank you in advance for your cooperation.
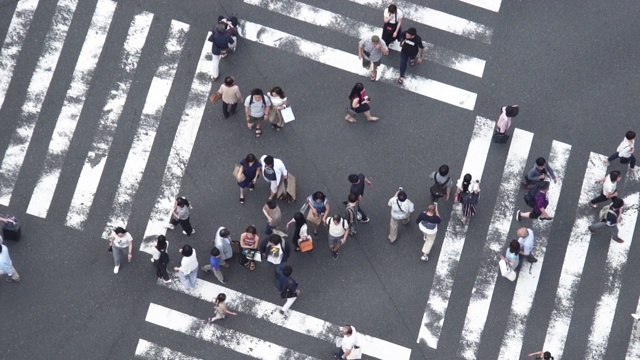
[2,215,21,241]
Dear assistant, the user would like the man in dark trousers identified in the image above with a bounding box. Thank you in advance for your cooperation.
[588,198,625,243]
[277,265,300,314]
[347,173,372,223]
[397,27,424,85]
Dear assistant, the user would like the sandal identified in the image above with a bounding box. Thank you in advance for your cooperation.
[410,60,416,66]
[240,197,245,204]
[398,77,404,84]
[249,262,256,271]
[249,183,255,191]
[255,129,262,138]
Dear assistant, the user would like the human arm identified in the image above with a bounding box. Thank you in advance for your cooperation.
[527,351,544,357]
[128,237,133,261]
[262,205,272,222]
[263,97,271,118]
[252,235,260,249]
[417,46,424,64]
[225,308,237,316]
[527,167,541,182]
[351,97,361,109]
[253,166,261,183]
[445,186,451,201]
[364,176,372,186]
[358,41,363,60]
[322,203,331,223]
[545,164,557,183]
[394,16,403,37]
[285,218,295,231]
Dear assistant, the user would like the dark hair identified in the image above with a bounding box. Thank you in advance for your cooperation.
[313,191,326,201]
[508,240,520,254]
[219,228,230,238]
[181,244,193,257]
[332,213,342,222]
[397,191,407,201]
[293,212,306,225]
[349,83,364,100]
[348,174,359,184]
[282,265,293,276]
[543,351,553,360]
[505,105,519,117]
[438,164,449,176]
[536,157,546,167]
[462,173,472,193]
[270,86,285,98]
[114,227,127,235]
[264,155,274,166]
[224,76,234,86]
[610,170,621,182]
[612,198,624,209]
[348,193,358,203]
[176,197,187,207]
[251,88,264,98]
[215,293,227,303]
[388,4,397,13]
[538,180,550,190]
[344,325,353,335]
[626,131,636,140]
[210,247,220,257]
[214,24,226,33]
[406,27,417,36]
[245,153,256,164]
[156,235,167,251]
[245,225,257,234]
[267,200,277,209]
[268,234,281,245]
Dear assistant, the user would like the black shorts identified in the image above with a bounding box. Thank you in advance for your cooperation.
[529,209,542,219]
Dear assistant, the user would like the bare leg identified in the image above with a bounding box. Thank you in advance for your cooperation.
[364,111,379,121]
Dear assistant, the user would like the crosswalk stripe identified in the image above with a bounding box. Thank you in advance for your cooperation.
[458,0,502,12]
[0,0,78,206]
[160,277,411,360]
[142,32,212,240]
[455,128,533,357]
[145,303,321,360]
[243,0,486,77]
[543,152,608,358]
[239,21,477,110]
[65,11,154,230]
[497,140,571,359]
[344,0,493,44]
[0,0,39,110]
[135,339,203,360]
[102,20,190,238]
[627,297,640,358]
[417,116,494,348]
[26,0,117,218]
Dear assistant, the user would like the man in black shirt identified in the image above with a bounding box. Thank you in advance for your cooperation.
[348,173,372,223]
[398,27,424,85]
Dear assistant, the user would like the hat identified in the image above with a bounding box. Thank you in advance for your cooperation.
[371,35,380,43]
[406,27,417,36]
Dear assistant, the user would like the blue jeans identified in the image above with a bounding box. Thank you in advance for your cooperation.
[265,223,274,235]
[399,53,415,77]
[608,152,636,169]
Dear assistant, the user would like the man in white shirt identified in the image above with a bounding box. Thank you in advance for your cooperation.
[260,155,288,200]
[605,130,636,170]
[332,325,360,360]
[326,214,349,260]
[516,227,536,270]
[388,188,415,243]
[588,170,621,208]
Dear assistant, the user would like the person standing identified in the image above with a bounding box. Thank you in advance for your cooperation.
[430,164,452,202]
[201,247,226,284]
[588,170,621,208]
[416,204,441,261]
[239,226,260,271]
[523,157,557,188]
[605,130,636,170]
[237,153,262,204]
[286,212,307,252]
[277,265,301,314]
[455,174,481,224]
[167,197,194,235]
[0,243,19,282]
[588,197,626,243]
[245,88,271,138]
[326,214,349,260]
[267,86,288,131]
[305,191,330,238]
[152,235,171,283]
[496,105,519,134]
[517,180,553,221]
[516,227,537,270]
[208,293,237,322]
[388,188,415,243]
[382,4,403,46]
[108,227,133,274]
[345,82,379,122]
[149,234,169,263]
[213,227,233,268]
[260,155,287,201]
[208,24,234,82]
[218,76,242,119]
[348,173,372,223]
[358,35,389,81]
[397,27,424,85]
[174,244,198,289]
[501,240,521,274]
[262,200,282,236]
[332,325,360,360]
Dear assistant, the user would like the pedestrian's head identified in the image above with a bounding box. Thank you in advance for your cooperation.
[268,234,281,245]
[214,24,226,33]
[293,212,305,224]
[333,214,342,222]
[282,265,293,276]
[626,130,636,140]
[176,197,187,207]
[610,170,621,182]
[245,153,257,164]
[397,191,407,201]
[348,174,360,184]
[505,105,519,117]
[264,155,274,167]
[535,157,547,167]
[516,227,528,238]
[245,225,257,235]
[462,173,472,192]
[543,351,553,360]
[438,164,449,177]
[313,191,326,202]
[426,204,436,213]
[219,228,230,238]
[180,244,193,257]
[371,35,380,44]
[270,86,285,98]
[508,239,520,254]
[251,88,264,102]
[406,27,417,36]
[538,180,550,191]
[210,247,220,257]
[224,76,234,86]
[266,200,277,209]
[348,192,358,203]
[388,4,397,14]
[342,325,354,335]
[156,235,167,251]
[349,83,365,99]
[612,198,624,209]
[216,293,227,303]
[114,227,127,236]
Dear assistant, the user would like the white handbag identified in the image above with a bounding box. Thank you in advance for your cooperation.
[499,259,517,281]
[281,107,295,122]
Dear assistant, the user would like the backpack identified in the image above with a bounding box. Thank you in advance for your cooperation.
[599,204,617,222]
[523,185,539,208]
[430,174,450,199]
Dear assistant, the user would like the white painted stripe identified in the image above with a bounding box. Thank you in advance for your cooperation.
[585,191,639,359]
[65,12,153,229]
[458,0,502,12]
[497,140,571,359]
[161,277,412,360]
[239,21,477,110]
[454,128,533,357]
[141,33,212,240]
[543,152,609,358]
[0,0,79,206]
[146,303,320,360]
[627,298,640,358]
[416,116,494,348]
[135,339,203,360]
[26,0,116,218]
[102,20,189,238]
[0,0,39,110]
[344,0,493,43]
[243,0,485,77]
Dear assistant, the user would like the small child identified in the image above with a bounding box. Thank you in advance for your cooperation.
[208,293,237,322]
[262,200,282,235]
[201,247,226,284]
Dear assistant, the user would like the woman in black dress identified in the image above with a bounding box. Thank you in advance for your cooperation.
[237,153,262,204]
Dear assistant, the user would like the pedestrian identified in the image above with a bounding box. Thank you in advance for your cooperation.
[108,227,133,274]
[516,227,537,271]
[326,214,349,260]
[237,153,262,204]
[527,350,554,359]
[239,226,260,271]
[500,239,521,274]
[0,243,19,282]
[208,24,234,82]
[262,200,282,235]
[217,15,238,52]
[201,247,226,284]
[417,204,441,261]
[167,196,195,235]
[260,155,288,201]
[218,76,242,119]
[286,212,308,252]
[605,130,636,170]
[430,164,452,202]
[174,244,198,289]
[332,325,361,360]
[517,180,553,221]
[345,193,359,236]
[244,88,271,138]
[305,191,330,238]
[588,197,626,243]
[207,293,237,322]
[345,82,379,122]
[496,105,519,134]
[277,265,301,314]
[348,173,372,223]
[523,157,557,188]
[388,187,415,243]
[588,170,621,208]
[152,235,171,283]
[358,35,389,81]
[267,86,288,131]
[397,27,424,85]
[213,227,232,268]
[381,4,403,46]
[455,174,481,224]
[149,234,169,263]
[260,233,291,289]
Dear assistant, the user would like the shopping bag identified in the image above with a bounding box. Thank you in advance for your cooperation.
[298,236,313,252]
[277,173,296,202]
[281,107,295,123]
[499,259,516,281]
[233,164,245,182]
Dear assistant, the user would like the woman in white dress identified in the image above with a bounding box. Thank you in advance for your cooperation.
[268,86,288,131]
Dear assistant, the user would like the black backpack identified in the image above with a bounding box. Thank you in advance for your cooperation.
[524,185,539,208]
[430,174,450,199]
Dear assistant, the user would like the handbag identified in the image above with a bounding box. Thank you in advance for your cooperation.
[281,107,295,123]
[299,201,309,214]
[499,259,517,281]
[298,236,314,252]
[209,91,222,104]
[233,164,246,182]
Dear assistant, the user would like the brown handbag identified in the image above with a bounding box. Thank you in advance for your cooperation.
[209,91,222,104]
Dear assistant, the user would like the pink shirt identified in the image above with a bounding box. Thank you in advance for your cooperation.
[496,106,511,133]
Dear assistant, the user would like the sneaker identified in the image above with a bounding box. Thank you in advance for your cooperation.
[539,217,554,221]
[612,238,625,243]
[279,309,285,315]
[359,218,370,223]
[113,265,120,274]
[150,258,155,263]
[421,254,429,261]
[201,267,212,274]
[183,229,195,235]
[208,317,215,323]
[5,277,14,283]
[162,279,172,284]
[588,226,594,233]
[332,251,338,260]
[516,210,522,222]
[166,224,175,230]
[632,313,640,320]
[219,279,227,284]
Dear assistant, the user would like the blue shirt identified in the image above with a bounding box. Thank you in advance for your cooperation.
[209,255,221,271]
[505,249,519,270]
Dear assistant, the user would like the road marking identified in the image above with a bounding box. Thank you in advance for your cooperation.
[135,339,203,360]
[416,116,494,349]
[0,0,78,206]
[142,32,212,240]
[497,140,571,359]
[65,11,153,229]
[344,0,493,43]
[145,303,320,360]
[543,152,608,358]
[26,0,116,218]
[102,20,189,238]
[160,277,412,360]
[458,0,502,12]
[239,21,477,110]
[243,0,486,77]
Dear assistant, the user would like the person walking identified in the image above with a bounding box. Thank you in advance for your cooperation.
[496,105,519,134]
[237,153,262,204]
[260,234,291,290]
[358,35,389,81]
[348,173,372,223]
[208,24,234,82]
[430,164,452,202]
[588,197,626,243]
[262,200,282,236]
[344,193,359,236]
[245,88,271,138]
[517,180,553,221]
[286,212,308,252]
[605,130,636,170]
[516,227,537,270]
[174,244,199,289]
[528,350,554,359]
[332,325,361,360]
[201,247,226,284]
[218,76,242,119]
[208,293,237,322]
[388,188,415,243]
[523,157,557,188]
[277,265,301,314]
[382,4,403,46]
[239,226,260,271]
[455,174,481,224]
[108,227,133,274]
[588,170,621,208]
[260,155,287,201]
[167,196,194,235]
[213,227,232,268]
[217,15,238,52]
[152,235,171,283]
[397,27,424,85]
[345,82,379,122]
[417,204,441,261]
[305,191,330,238]
[267,86,288,131]
[0,243,19,282]
[326,214,349,260]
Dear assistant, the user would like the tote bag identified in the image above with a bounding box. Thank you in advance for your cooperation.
[281,107,295,123]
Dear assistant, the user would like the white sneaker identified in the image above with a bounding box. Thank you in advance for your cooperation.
[162,279,172,284]
[183,229,195,235]
[632,313,640,320]
[113,265,120,274]
[166,224,175,230]
[421,254,429,261]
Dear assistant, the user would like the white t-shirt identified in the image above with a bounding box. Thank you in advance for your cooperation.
[179,250,199,274]
[616,138,635,158]
[383,8,403,23]
[326,218,348,237]
[340,326,359,350]
[388,197,414,220]
[112,232,133,248]
[602,176,616,195]
[269,95,287,108]
[267,242,284,265]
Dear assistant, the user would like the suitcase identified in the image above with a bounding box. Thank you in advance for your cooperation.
[2,215,21,241]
